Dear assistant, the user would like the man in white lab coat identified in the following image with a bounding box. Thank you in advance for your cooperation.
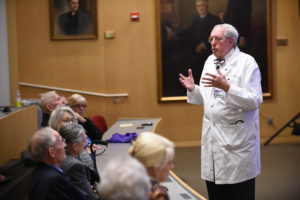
[179,24,263,200]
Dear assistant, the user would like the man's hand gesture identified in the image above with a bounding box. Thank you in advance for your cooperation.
[179,69,195,92]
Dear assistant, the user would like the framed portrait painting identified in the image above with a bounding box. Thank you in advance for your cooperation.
[157,0,272,101]
[50,0,98,40]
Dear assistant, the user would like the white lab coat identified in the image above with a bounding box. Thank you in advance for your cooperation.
[187,47,263,184]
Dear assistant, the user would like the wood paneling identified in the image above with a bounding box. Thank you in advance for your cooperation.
[0,106,37,165]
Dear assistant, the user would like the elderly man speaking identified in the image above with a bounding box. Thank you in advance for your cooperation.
[179,24,263,200]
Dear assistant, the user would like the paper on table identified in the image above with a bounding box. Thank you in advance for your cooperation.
[119,123,133,127]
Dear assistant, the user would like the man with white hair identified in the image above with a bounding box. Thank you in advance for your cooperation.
[28,127,91,200]
[97,155,150,200]
[39,91,65,127]
[179,24,263,200]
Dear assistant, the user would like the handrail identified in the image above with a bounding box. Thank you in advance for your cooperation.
[19,82,128,102]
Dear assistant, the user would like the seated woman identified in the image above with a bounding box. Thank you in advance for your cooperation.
[68,94,103,141]
[49,106,100,183]
[129,132,175,200]
[59,123,97,200]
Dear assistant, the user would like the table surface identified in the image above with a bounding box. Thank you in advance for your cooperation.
[0,107,21,119]
[96,118,206,200]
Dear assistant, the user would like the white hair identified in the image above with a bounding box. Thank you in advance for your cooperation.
[49,106,77,131]
[98,156,150,200]
[39,91,57,113]
[214,23,239,48]
[28,127,57,162]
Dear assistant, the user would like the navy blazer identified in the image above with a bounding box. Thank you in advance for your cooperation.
[28,162,91,200]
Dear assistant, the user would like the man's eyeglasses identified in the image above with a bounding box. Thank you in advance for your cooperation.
[208,36,225,44]
[73,104,87,108]
[51,137,66,147]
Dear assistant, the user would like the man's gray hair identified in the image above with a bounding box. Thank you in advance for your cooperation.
[215,23,239,48]
[98,156,150,200]
[39,91,57,113]
[28,127,57,162]
[59,123,85,150]
[49,106,77,131]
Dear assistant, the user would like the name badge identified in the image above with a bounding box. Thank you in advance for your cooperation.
[214,88,224,98]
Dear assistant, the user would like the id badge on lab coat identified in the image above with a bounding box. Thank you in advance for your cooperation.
[214,88,224,98]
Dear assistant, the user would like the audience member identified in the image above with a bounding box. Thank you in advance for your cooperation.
[49,105,78,131]
[49,106,100,183]
[129,132,175,200]
[27,127,90,200]
[68,94,103,141]
[60,124,98,200]
[97,155,150,200]
[61,96,69,106]
[39,91,65,127]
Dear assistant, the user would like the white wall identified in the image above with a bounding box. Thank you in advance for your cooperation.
[0,0,10,106]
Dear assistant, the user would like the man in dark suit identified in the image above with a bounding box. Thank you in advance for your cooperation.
[59,0,90,35]
[28,127,91,200]
[177,0,221,83]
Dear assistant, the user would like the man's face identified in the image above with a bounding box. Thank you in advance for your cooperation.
[52,130,67,165]
[195,1,208,16]
[69,0,79,12]
[49,93,64,111]
[209,26,234,59]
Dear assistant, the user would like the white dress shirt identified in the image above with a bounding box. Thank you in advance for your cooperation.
[187,47,263,184]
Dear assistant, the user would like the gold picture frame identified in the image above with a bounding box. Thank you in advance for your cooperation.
[50,0,98,40]
[157,0,272,101]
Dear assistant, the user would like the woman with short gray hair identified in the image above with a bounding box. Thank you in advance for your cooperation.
[60,123,97,200]
[49,106,77,131]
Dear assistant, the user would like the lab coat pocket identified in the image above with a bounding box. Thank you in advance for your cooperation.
[216,123,246,150]
[226,74,241,87]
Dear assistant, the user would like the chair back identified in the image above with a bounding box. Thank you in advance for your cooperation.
[90,115,107,134]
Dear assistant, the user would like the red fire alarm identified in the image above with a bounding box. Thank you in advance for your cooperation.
[130,12,139,21]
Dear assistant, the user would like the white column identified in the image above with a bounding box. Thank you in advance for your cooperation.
[0,0,11,106]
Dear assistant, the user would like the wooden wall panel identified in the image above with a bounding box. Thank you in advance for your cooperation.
[0,106,37,165]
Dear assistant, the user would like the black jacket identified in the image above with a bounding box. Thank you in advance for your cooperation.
[28,162,91,200]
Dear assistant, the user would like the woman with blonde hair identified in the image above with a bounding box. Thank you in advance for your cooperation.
[68,93,103,141]
[129,132,175,200]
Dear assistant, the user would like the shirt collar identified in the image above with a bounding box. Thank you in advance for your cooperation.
[47,163,63,173]
[224,47,238,61]
[199,14,207,19]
